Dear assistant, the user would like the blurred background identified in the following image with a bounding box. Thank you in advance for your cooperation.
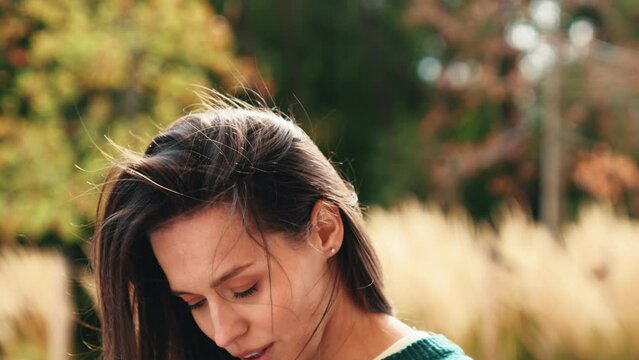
[1,0,638,359]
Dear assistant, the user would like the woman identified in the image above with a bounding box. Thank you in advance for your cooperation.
[92,96,471,359]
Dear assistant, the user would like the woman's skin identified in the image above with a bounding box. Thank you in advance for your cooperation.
[150,203,413,360]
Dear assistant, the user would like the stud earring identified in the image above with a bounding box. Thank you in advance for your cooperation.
[330,248,336,254]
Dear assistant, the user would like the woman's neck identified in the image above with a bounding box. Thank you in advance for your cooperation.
[317,288,414,360]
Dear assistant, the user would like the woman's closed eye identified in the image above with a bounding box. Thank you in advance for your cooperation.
[188,298,206,310]
[186,283,258,310]
[233,283,257,299]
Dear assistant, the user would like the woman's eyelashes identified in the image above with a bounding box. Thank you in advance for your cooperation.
[233,283,258,299]
[186,283,258,310]
[188,299,206,310]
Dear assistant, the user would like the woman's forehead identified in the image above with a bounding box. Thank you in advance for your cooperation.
[148,206,277,295]
[150,206,262,265]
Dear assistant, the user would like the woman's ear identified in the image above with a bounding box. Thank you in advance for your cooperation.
[309,200,344,257]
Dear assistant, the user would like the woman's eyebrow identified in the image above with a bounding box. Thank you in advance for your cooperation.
[210,263,253,288]
[170,263,253,296]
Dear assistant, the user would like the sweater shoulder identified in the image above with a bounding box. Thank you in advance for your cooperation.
[381,334,473,360]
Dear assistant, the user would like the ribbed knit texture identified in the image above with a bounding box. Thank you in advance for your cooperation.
[382,334,473,360]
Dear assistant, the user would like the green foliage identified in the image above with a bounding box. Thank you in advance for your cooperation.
[216,0,425,205]
[0,0,249,244]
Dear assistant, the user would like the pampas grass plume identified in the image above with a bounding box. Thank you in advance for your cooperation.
[370,201,638,360]
[0,249,72,360]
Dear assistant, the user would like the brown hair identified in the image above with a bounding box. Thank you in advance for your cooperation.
[92,99,391,359]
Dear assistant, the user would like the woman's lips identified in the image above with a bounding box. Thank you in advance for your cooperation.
[236,343,273,360]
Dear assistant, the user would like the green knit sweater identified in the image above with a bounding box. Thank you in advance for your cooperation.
[381,334,472,360]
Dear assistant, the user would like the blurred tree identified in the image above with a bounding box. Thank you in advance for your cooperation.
[0,0,258,244]
[404,0,639,221]
[212,0,426,206]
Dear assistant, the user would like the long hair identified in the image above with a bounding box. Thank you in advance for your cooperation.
[92,99,392,359]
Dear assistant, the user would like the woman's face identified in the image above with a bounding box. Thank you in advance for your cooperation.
[150,205,334,360]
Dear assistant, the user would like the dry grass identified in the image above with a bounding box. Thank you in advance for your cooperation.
[370,201,639,360]
[0,249,72,360]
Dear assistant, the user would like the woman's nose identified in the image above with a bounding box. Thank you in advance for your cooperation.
[208,300,248,348]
